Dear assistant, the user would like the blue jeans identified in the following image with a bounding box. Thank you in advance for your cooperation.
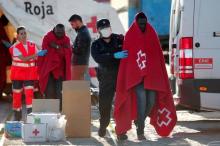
[135,82,156,135]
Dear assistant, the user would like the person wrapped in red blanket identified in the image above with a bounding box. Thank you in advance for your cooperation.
[114,12,177,140]
[38,24,71,111]
[0,15,11,99]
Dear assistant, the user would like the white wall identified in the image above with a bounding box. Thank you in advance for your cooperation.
[111,0,129,31]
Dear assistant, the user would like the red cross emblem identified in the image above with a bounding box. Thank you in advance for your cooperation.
[32,129,40,136]
[136,50,147,70]
[86,16,97,33]
[157,108,172,127]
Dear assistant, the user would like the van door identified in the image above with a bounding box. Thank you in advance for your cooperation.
[169,0,181,77]
[193,0,220,110]
[193,0,220,79]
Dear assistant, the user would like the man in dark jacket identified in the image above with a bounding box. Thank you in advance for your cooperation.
[91,18,128,139]
[69,14,91,80]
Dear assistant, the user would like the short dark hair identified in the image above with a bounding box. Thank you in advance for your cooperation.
[16,26,26,34]
[55,23,65,29]
[68,14,82,22]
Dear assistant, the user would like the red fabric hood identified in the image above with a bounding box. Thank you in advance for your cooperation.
[38,31,72,94]
[114,12,177,136]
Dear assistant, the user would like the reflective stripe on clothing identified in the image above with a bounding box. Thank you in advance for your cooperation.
[12,89,23,93]
[13,108,22,111]
[24,86,34,89]
[26,104,32,108]
[12,62,36,67]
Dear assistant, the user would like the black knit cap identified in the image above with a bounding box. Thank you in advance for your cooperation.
[96,19,110,29]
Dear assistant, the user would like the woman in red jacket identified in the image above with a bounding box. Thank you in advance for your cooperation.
[10,26,47,121]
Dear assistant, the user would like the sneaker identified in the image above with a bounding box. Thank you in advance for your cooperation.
[137,134,146,140]
[98,128,106,137]
[117,134,128,141]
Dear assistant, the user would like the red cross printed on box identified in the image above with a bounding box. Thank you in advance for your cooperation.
[136,50,147,70]
[32,129,40,136]
[157,108,172,127]
[87,16,97,33]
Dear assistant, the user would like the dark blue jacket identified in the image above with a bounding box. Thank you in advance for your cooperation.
[91,34,124,70]
[72,25,91,65]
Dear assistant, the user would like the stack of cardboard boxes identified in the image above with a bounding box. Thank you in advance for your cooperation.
[4,80,91,142]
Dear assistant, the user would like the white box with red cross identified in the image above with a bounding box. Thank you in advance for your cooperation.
[26,113,60,139]
[22,123,47,143]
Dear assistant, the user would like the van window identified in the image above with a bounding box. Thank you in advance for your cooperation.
[196,0,220,37]
[170,0,176,39]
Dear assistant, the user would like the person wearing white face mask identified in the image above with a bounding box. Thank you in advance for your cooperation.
[100,27,112,38]
[91,18,128,139]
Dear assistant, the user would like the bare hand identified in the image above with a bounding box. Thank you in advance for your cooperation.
[50,42,60,49]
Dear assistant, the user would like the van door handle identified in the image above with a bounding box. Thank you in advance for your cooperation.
[195,42,200,48]
[213,32,220,37]
[172,44,177,48]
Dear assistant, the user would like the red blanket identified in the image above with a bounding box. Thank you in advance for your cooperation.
[114,12,177,136]
[38,31,72,94]
[0,20,11,93]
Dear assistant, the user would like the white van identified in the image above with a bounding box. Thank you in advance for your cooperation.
[169,0,220,111]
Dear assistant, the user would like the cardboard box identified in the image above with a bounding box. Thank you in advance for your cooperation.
[4,121,23,138]
[32,99,60,113]
[62,80,91,138]
[65,116,90,138]
[22,123,47,143]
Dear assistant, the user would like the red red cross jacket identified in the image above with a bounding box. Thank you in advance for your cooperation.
[114,12,177,137]
[9,41,38,81]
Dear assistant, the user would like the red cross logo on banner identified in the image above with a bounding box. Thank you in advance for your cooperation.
[87,16,97,33]
[136,50,147,70]
[32,129,40,136]
[157,108,172,127]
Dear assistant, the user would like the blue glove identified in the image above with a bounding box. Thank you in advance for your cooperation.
[37,50,47,56]
[114,50,128,59]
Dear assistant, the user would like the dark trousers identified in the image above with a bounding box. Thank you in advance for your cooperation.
[45,74,63,111]
[135,82,156,135]
[98,68,118,129]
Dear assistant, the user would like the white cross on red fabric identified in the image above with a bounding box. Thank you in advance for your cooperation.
[157,108,172,127]
[136,50,147,70]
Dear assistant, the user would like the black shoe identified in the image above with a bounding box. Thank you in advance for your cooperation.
[98,128,106,137]
[27,108,32,114]
[117,134,128,141]
[14,111,22,121]
[137,134,146,140]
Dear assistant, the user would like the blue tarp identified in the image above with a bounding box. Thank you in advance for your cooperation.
[129,0,171,36]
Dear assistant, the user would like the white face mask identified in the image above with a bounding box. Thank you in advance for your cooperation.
[100,27,112,38]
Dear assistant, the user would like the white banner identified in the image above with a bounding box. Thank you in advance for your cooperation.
[0,0,124,47]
